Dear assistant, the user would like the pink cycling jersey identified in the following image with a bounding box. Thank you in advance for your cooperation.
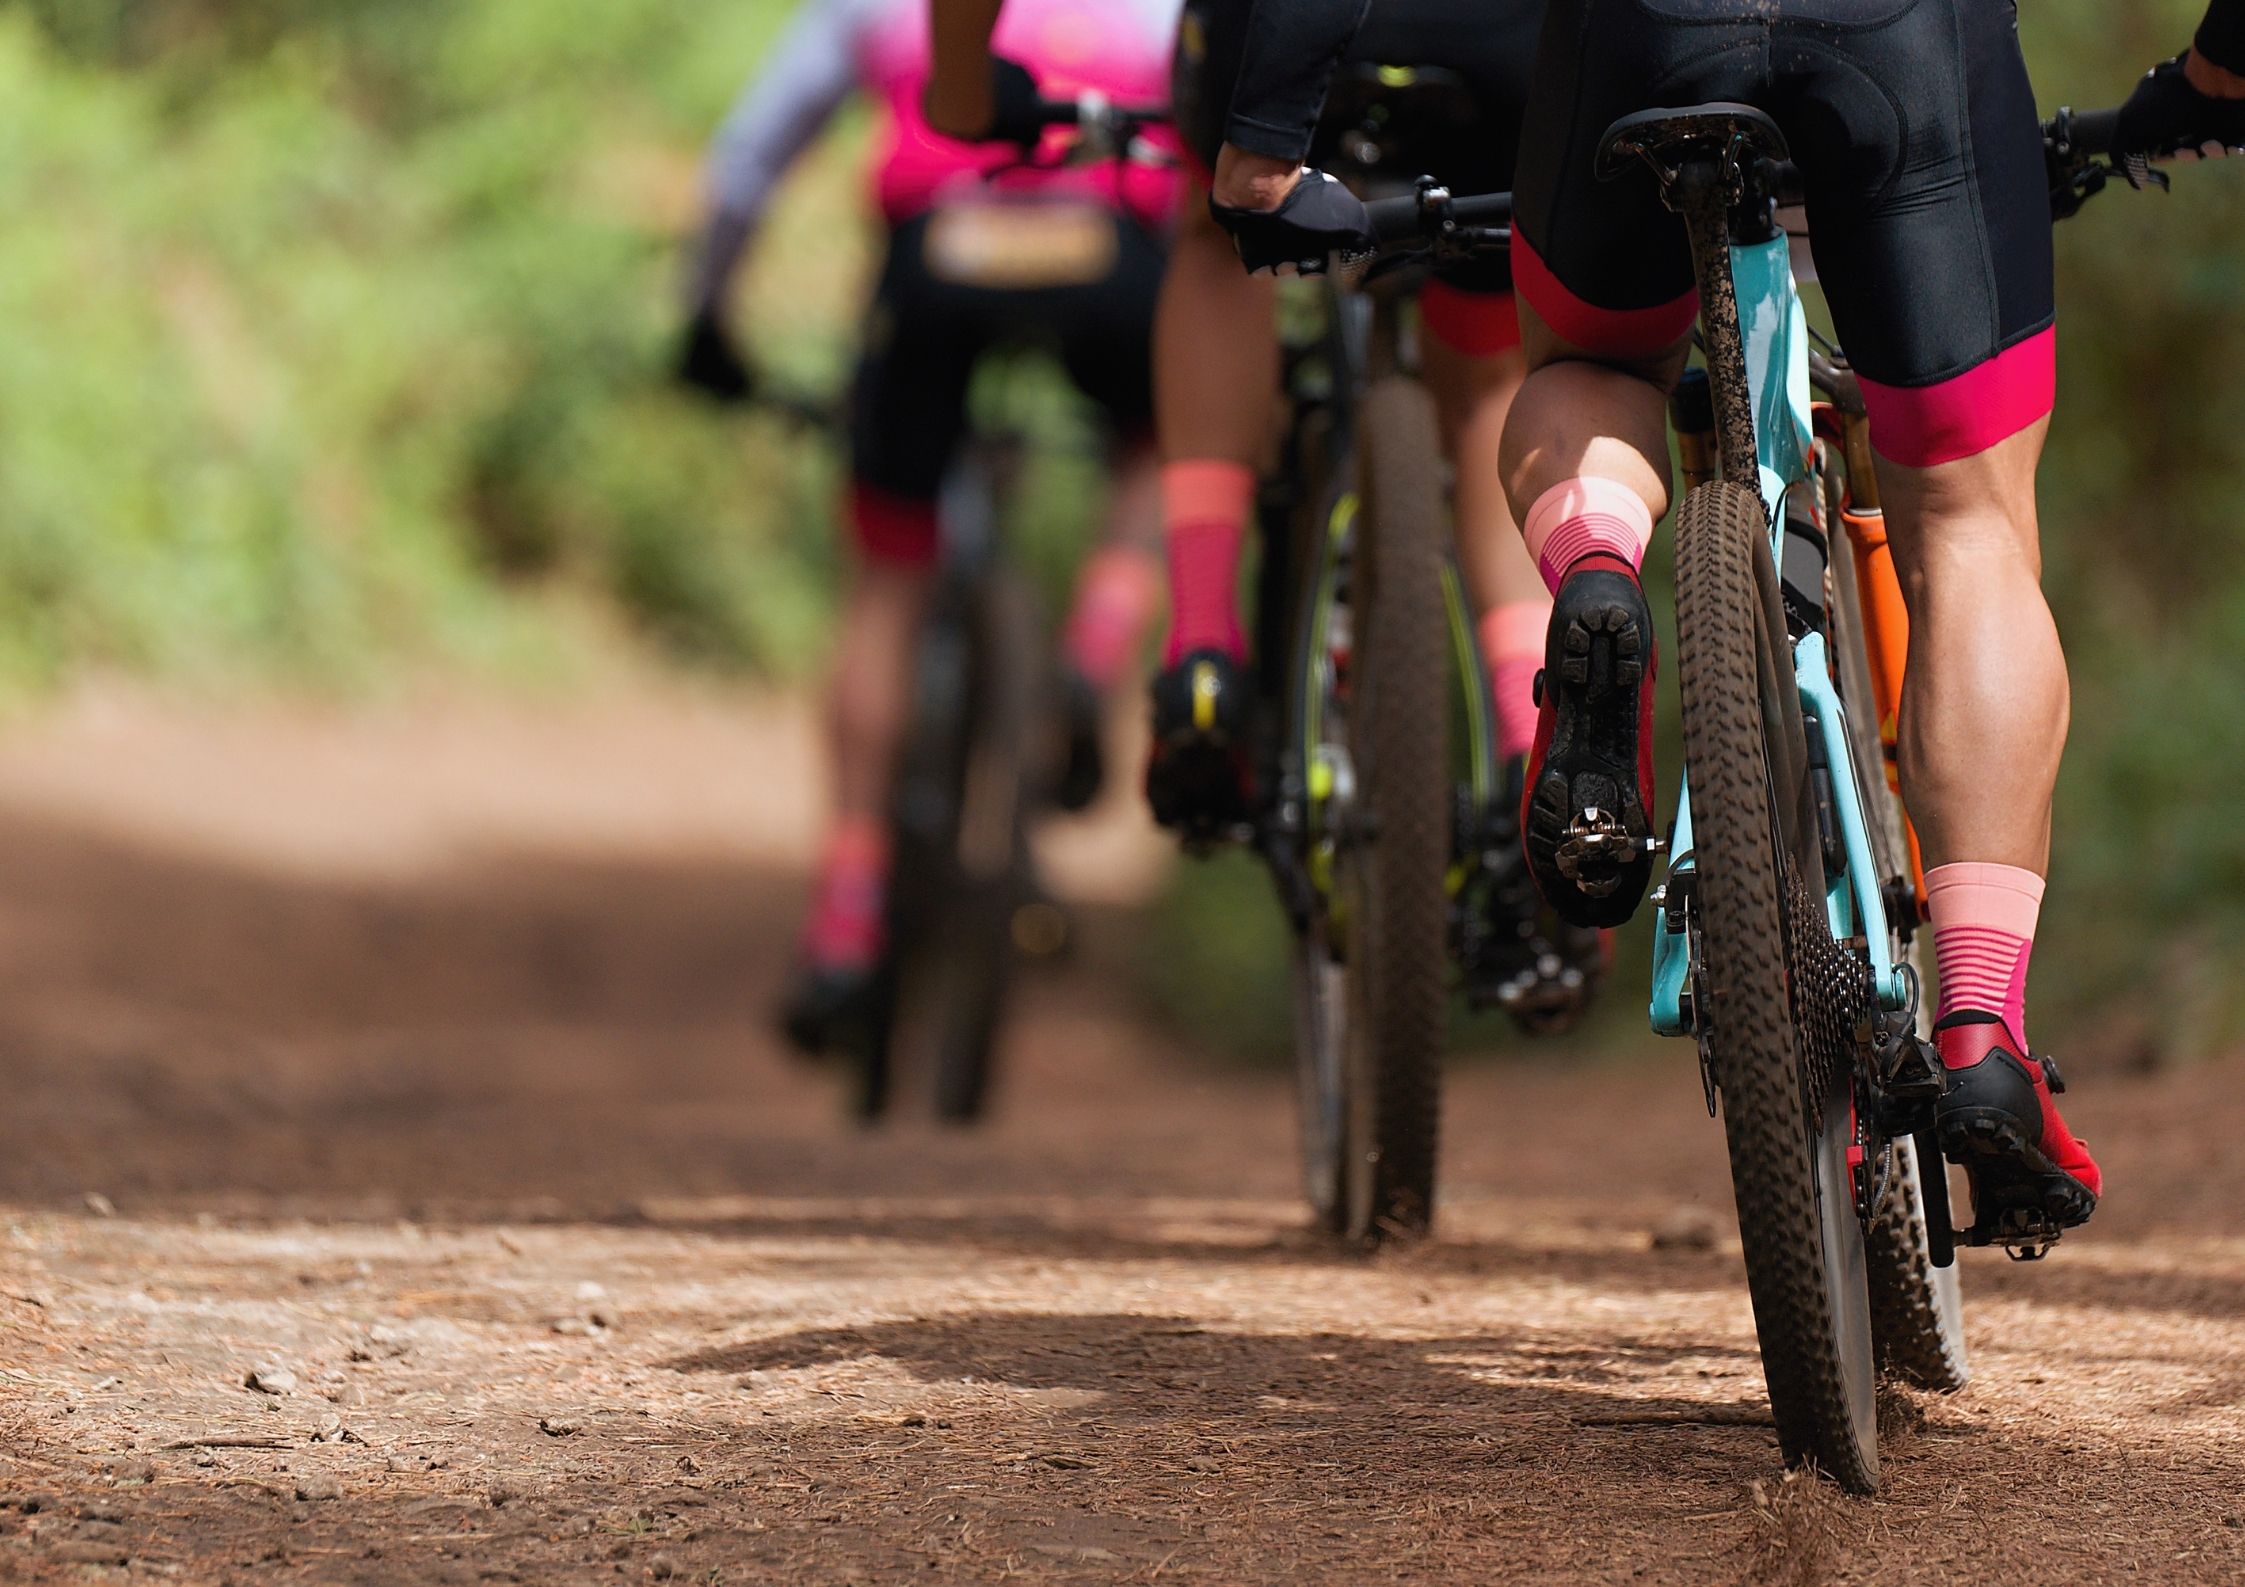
[700,0,1180,282]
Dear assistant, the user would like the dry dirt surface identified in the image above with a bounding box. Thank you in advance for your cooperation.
[0,686,2241,1586]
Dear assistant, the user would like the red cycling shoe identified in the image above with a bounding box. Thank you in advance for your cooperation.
[1934,1010,2101,1243]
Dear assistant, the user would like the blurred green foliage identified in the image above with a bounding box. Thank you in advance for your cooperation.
[0,0,862,690]
[9,1,2245,1059]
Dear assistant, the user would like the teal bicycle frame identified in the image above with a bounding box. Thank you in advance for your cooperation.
[1649,230,1911,1037]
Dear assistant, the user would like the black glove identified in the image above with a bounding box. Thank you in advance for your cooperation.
[676,308,752,403]
[1210,169,1376,275]
[982,56,1047,148]
[2114,53,2245,159]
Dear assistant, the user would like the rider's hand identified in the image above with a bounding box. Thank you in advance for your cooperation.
[923,55,1042,146]
[1209,167,1376,275]
[676,308,753,404]
[2115,52,2245,161]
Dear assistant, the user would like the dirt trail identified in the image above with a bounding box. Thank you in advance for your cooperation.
[0,686,2240,1585]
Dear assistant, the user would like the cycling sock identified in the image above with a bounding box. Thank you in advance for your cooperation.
[803,816,890,971]
[1480,599,1552,762]
[1062,545,1163,691]
[1926,861,2044,1047]
[1161,459,1255,664]
[1521,476,1656,595]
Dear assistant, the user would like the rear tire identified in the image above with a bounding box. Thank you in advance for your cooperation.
[1676,480,1880,1493]
[1827,500,1969,1392]
[1335,378,1451,1242]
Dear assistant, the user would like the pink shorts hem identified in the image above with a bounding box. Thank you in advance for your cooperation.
[1858,326,2056,468]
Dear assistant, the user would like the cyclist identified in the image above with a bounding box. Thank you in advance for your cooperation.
[679,0,1181,1050]
[928,0,1609,1016]
[1193,0,2245,1239]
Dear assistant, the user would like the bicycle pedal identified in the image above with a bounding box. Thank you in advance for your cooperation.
[1959,1208,2063,1260]
[1554,807,1664,895]
[1879,1034,1945,1101]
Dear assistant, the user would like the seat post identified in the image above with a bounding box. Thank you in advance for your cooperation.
[1670,159,1761,494]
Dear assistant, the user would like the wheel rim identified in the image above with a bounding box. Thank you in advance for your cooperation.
[1291,925,1348,1226]
[1813,1068,1879,1459]
[1292,555,1356,1230]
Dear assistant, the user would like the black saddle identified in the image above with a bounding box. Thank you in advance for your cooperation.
[1596,102,1790,184]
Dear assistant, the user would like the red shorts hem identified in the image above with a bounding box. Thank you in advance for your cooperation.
[1420,282,1522,358]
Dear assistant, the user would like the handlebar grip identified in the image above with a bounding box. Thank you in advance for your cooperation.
[1362,194,1425,243]
[2056,105,2119,157]
[1361,189,1514,244]
[1449,192,1513,226]
[2067,107,2121,156]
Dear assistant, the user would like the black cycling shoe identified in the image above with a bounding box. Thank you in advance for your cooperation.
[1144,648,1255,843]
[779,961,878,1059]
[1050,665,1105,814]
[1466,758,1612,1033]
[1522,556,1661,931]
[1933,1011,2101,1252]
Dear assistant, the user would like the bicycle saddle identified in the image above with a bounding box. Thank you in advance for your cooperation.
[1596,103,1790,183]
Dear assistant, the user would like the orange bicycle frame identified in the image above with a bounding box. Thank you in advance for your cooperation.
[1827,407,1927,910]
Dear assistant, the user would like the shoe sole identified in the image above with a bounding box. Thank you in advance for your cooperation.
[1525,592,1654,931]
[1938,1106,2098,1240]
[1146,736,1248,845]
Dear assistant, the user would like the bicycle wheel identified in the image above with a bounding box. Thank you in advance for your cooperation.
[876,567,1037,1124]
[1676,479,1880,1492]
[1827,500,1969,1392]
[1334,376,1451,1242]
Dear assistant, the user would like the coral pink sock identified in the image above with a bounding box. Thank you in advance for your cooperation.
[1521,477,1657,596]
[1161,460,1255,664]
[1062,545,1163,690]
[802,817,890,971]
[1926,861,2044,1047]
[1480,599,1552,762]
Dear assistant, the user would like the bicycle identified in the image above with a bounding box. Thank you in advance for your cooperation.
[1341,95,2156,1489]
[801,91,1173,1123]
[1210,70,1568,1243]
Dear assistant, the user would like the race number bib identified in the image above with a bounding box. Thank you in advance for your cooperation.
[923,201,1119,290]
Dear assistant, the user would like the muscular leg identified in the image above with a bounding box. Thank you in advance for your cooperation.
[1498,308,1684,522]
[1879,422,2064,873]
[1141,186,1276,831]
[1489,308,1691,926]
[798,549,929,978]
[1156,191,1278,472]
[1152,191,1273,665]
[825,555,928,827]
[1424,335,1549,758]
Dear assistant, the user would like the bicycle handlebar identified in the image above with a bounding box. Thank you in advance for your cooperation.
[1013,93,1173,169]
[1363,187,1513,244]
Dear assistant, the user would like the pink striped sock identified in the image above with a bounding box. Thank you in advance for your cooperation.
[1480,599,1552,761]
[1161,460,1255,663]
[803,818,890,971]
[1521,477,1656,596]
[1926,861,2045,1047]
[1063,545,1162,689]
